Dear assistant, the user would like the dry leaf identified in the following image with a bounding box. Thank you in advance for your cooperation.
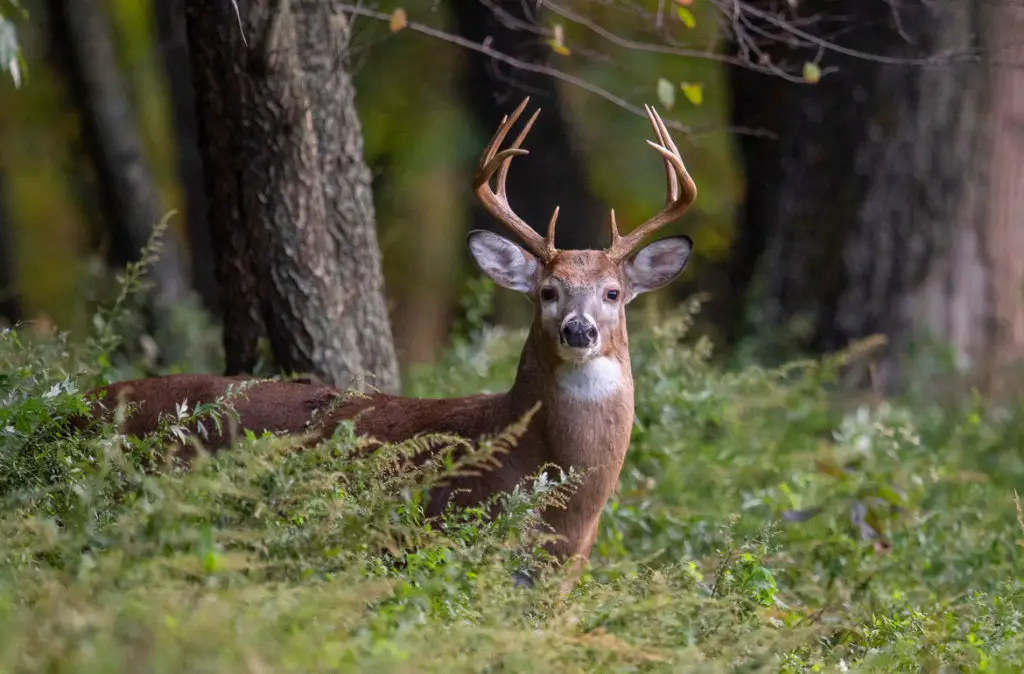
[389,8,407,32]
[550,23,570,56]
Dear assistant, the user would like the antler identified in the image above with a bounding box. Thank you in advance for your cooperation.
[607,104,697,261]
[473,97,558,261]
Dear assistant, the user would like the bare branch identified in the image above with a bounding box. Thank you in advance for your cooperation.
[538,0,803,80]
[337,3,693,133]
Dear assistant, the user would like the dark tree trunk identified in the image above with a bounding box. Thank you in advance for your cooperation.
[183,0,400,393]
[153,0,219,316]
[45,0,190,341]
[724,0,1005,392]
[961,0,1024,396]
[453,0,606,252]
[0,171,18,327]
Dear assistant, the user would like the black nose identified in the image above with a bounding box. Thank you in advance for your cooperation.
[561,320,598,348]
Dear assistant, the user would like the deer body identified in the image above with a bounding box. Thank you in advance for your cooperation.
[81,99,697,575]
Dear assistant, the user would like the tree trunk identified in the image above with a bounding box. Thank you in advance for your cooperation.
[153,0,219,316]
[724,0,1018,393]
[45,0,190,346]
[183,0,400,393]
[974,1,1024,395]
[0,171,18,327]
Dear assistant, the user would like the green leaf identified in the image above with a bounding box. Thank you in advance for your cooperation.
[549,23,570,56]
[680,82,703,106]
[656,77,675,110]
[676,6,696,28]
[802,62,821,84]
[0,13,20,87]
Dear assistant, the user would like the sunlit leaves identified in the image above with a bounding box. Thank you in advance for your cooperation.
[676,7,696,28]
[389,7,407,32]
[656,77,675,109]
[681,82,703,106]
[802,61,822,84]
[0,11,21,88]
[675,0,696,27]
[657,80,702,109]
[549,23,570,56]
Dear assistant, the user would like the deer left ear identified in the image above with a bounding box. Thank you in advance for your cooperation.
[467,229,539,293]
[624,235,693,299]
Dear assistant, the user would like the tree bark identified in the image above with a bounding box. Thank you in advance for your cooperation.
[724,0,1014,392]
[452,0,606,252]
[183,0,400,393]
[153,0,219,316]
[974,1,1024,394]
[45,0,190,341]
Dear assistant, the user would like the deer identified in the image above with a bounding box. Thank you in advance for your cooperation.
[77,97,697,583]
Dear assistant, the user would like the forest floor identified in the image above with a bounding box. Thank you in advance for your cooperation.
[2,286,1024,673]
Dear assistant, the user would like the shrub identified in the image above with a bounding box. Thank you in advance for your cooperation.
[1,272,1024,671]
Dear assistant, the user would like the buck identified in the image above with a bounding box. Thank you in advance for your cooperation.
[79,97,697,579]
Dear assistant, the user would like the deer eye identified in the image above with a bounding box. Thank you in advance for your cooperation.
[605,289,620,302]
[540,287,558,302]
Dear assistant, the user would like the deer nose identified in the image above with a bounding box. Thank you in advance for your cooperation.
[561,319,598,348]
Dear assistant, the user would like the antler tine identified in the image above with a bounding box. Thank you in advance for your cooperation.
[608,105,697,261]
[608,208,622,247]
[545,206,560,253]
[472,97,552,260]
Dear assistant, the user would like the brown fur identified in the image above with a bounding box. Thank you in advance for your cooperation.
[77,98,697,583]
[78,252,639,574]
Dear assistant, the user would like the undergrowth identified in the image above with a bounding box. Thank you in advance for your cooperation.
[2,252,1024,671]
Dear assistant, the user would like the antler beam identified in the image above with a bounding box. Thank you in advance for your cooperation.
[607,104,697,261]
[473,97,558,261]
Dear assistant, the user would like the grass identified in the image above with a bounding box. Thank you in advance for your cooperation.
[2,274,1024,672]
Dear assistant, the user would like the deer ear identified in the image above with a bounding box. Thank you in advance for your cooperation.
[467,230,539,293]
[624,235,692,299]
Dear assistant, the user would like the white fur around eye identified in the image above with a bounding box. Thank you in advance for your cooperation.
[557,357,623,401]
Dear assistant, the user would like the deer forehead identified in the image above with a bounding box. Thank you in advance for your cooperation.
[546,251,619,277]
[543,252,622,290]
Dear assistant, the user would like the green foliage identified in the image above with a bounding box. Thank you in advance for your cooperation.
[0,0,25,88]
[3,273,1024,671]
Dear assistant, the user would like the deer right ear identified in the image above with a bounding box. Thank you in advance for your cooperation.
[467,230,538,293]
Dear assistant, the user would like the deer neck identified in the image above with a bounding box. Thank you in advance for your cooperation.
[501,325,636,561]
[507,325,635,468]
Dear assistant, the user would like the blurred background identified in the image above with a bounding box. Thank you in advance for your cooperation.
[1,0,1022,398]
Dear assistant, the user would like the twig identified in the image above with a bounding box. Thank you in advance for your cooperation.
[738,1,983,68]
[229,0,247,46]
[336,3,692,133]
[539,0,805,82]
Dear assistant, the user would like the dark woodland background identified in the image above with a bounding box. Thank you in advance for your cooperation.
[1,0,1022,398]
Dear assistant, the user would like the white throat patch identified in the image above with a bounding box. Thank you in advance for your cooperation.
[557,357,623,401]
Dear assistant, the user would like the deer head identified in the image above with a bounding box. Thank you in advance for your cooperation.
[467,98,697,368]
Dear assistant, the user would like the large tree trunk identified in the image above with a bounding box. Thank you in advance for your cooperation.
[153,0,219,316]
[974,1,1024,395]
[724,0,1024,393]
[183,0,400,393]
[45,0,190,350]
[0,171,18,327]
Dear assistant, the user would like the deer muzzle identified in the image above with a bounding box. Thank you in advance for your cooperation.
[560,317,599,349]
